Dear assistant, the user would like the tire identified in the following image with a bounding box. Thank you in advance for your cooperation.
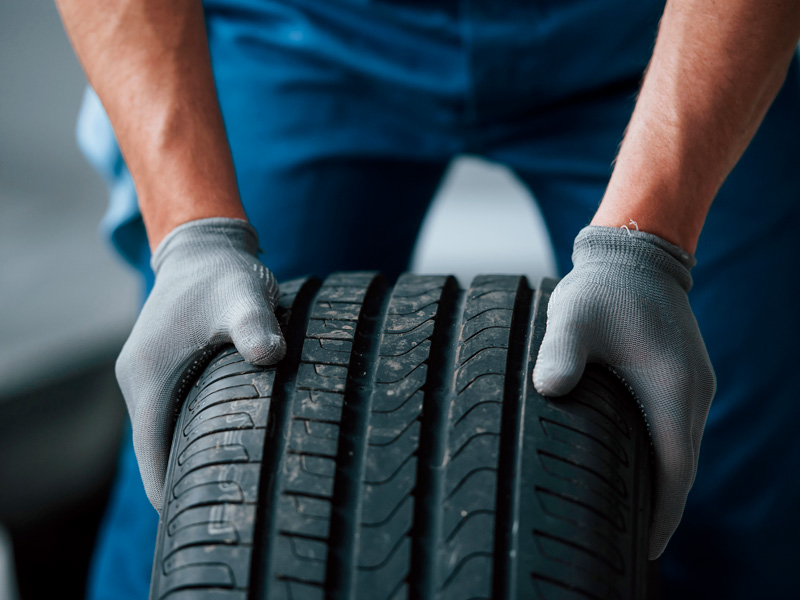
[149,273,653,600]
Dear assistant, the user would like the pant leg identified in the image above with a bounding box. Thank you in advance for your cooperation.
[85,3,461,598]
[205,0,466,281]
[485,56,800,599]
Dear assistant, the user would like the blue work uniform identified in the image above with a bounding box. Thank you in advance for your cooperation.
[81,1,800,598]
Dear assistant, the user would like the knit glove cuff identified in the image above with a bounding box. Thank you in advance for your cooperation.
[572,226,695,291]
[151,217,259,274]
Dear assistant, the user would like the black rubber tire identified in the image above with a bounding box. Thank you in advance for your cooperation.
[149,273,652,600]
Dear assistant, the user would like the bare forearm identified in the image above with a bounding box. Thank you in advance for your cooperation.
[56,0,245,249]
[594,0,800,253]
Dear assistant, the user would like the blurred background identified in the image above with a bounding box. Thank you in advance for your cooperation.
[0,2,555,598]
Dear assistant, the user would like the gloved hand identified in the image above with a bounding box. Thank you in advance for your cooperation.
[116,217,286,511]
[532,225,716,559]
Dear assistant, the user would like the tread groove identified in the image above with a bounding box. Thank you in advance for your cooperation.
[410,278,463,600]
[436,276,522,599]
[327,275,392,600]
[249,278,321,600]
[492,279,533,600]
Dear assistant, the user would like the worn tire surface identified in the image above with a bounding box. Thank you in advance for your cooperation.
[150,273,652,600]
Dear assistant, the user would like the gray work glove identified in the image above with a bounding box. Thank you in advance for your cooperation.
[533,225,716,559]
[116,217,285,510]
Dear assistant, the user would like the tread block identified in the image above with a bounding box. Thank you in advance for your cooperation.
[360,459,417,525]
[288,419,340,456]
[166,504,256,541]
[311,301,362,321]
[532,530,626,577]
[183,401,270,441]
[459,326,511,362]
[460,308,513,340]
[177,429,263,467]
[534,487,627,534]
[299,454,337,478]
[433,276,517,594]
[371,366,427,413]
[455,348,509,393]
[538,417,629,468]
[536,450,628,500]
[442,467,498,535]
[383,305,440,334]
[358,499,413,569]
[281,454,335,497]
[294,389,345,421]
[164,523,241,557]
[348,276,452,599]
[274,535,327,583]
[439,552,494,600]
[275,494,331,538]
[301,338,353,365]
[363,421,419,484]
[356,537,410,595]
[189,381,261,414]
[445,433,500,493]
[306,319,358,340]
[171,463,261,503]
[366,395,422,445]
[297,362,348,391]
[379,321,435,356]
[375,341,431,383]
[161,545,251,586]
[276,579,325,600]
[193,355,248,390]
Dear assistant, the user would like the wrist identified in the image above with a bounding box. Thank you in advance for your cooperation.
[142,200,248,251]
[573,225,695,291]
[591,180,706,254]
[590,212,699,255]
[135,136,247,250]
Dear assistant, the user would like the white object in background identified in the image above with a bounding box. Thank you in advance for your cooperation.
[412,156,557,286]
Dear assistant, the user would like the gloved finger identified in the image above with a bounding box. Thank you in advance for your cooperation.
[614,365,707,559]
[627,372,698,559]
[533,326,589,397]
[646,430,697,559]
[118,331,213,511]
[131,384,180,512]
[228,301,286,366]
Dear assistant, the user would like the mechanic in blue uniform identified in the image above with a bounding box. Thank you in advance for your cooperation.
[54,0,800,597]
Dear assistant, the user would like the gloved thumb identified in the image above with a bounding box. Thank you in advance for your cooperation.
[533,329,588,397]
[229,302,287,366]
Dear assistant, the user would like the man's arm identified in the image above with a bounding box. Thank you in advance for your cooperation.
[594,0,800,252]
[55,0,245,248]
[534,0,800,559]
[56,1,286,510]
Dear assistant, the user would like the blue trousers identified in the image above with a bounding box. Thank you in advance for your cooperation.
[83,1,800,597]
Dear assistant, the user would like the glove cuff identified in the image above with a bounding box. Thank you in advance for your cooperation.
[573,226,695,291]
[151,217,259,275]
